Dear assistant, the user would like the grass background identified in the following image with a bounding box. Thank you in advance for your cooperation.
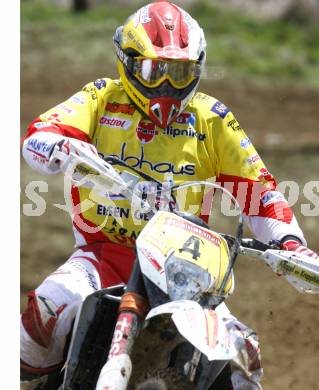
[21,0,319,91]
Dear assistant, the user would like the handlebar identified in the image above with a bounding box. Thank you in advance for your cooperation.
[49,142,153,213]
[49,142,319,294]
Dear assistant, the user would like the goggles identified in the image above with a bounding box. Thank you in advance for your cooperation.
[132,58,202,89]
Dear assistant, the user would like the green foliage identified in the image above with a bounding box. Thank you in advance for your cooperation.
[21,0,319,90]
[189,2,319,89]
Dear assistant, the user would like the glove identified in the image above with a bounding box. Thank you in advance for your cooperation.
[281,239,318,259]
[23,130,99,175]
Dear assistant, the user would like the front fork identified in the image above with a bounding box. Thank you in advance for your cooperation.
[95,260,149,390]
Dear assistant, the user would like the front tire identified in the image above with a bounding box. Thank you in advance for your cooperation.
[133,368,194,390]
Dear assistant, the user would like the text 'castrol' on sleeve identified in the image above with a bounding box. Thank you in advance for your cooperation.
[22,79,105,175]
[211,107,305,245]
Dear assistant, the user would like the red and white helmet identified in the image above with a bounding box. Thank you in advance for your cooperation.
[113,1,206,128]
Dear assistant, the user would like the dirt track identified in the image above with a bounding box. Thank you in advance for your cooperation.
[21,75,319,389]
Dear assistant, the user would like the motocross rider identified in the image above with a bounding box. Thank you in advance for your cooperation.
[21,1,318,389]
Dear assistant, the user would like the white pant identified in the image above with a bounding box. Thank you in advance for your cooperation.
[21,247,263,389]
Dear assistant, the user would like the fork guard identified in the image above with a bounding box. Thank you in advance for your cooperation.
[61,284,125,390]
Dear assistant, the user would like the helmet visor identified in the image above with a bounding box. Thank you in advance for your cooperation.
[133,58,202,89]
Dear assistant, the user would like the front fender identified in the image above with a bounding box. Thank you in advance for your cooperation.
[146,300,236,361]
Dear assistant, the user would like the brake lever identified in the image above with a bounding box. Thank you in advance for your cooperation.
[241,238,279,251]
[238,238,280,260]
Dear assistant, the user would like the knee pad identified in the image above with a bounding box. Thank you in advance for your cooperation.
[21,291,67,349]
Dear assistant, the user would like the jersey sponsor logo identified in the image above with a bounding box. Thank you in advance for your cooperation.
[240,138,251,149]
[94,78,106,90]
[99,115,132,130]
[97,205,130,218]
[246,154,261,165]
[57,104,76,115]
[101,218,141,246]
[257,167,274,182]
[34,122,59,129]
[27,138,53,154]
[96,205,151,221]
[105,102,136,115]
[164,126,206,141]
[83,85,97,100]
[136,120,158,143]
[175,112,196,126]
[43,112,62,122]
[261,191,286,206]
[107,142,196,176]
[70,94,85,104]
[194,92,210,101]
[228,119,243,132]
[211,101,230,118]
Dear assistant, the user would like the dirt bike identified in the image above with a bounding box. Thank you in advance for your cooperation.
[29,142,319,390]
